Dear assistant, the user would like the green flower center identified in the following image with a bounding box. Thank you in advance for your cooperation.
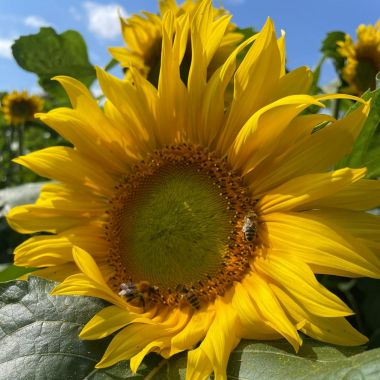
[106,144,258,309]
[121,165,230,288]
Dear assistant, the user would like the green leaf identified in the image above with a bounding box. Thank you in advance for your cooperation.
[0,277,162,379]
[336,87,380,177]
[12,28,96,100]
[235,26,257,41]
[0,264,37,283]
[320,31,346,72]
[155,340,378,379]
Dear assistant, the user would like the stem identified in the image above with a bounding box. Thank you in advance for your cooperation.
[144,358,168,380]
[333,98,341,119]
[17,124,24,156]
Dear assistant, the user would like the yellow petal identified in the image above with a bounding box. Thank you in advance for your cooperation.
[202,33,258,148]
[229,95,324,174]
[242,273,301,351]
[157,11,188,145]
[218,18,283,153]
[187,347,213,380]
[248,102,369,196]
[72,246,107,284]
[307,178,380,210]
[29,263,79,282]
[232,280,283,340]
[261,212,380,278]
[51,273,125,308]
[80,305,138,340]
[13,146,115,197]
[7,204,88,234]
[303,209,380,243]
[254,253,353,317]
[96,307,187,369]
[14,235,74,267]
[272,284,368,346]
[96,66,157,150]
[130,338,171,373]
[171,306,215,353]
[272,66,312,100]
[37,109,132,174]
[257,167,366,214]
[187,297,240,380]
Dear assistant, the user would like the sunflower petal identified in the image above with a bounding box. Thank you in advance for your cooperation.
[254,253,353,317]
[262,212,380,278]
[272,284,368,346]
[80,305,139,340]
[187,298,240,380]
[257,167,366,214]
[243,273,301,351]
[13,146,115,196]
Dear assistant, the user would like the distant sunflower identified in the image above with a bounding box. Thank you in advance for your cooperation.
[337,20,380,94]
[7,2,380,379]
[109,0,243,84]
[1,90,43,125]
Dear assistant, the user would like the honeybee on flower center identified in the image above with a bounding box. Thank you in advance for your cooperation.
[119,281,158,309]
[242,211,257,242]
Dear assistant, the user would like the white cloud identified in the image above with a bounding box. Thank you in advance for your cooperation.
[0,38,13,59]
[24,15,50,28]
[83,2,128,40]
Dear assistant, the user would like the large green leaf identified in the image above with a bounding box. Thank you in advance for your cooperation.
[11,28,96,100]
[156,340,378,379]
[2,277,379,379]
[336,87,380,177]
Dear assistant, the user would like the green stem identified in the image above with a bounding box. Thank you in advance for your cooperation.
[333,98,341,119]
[5,125,16,185]
[17,124,24,156]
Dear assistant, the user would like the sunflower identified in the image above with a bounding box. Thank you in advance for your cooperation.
[109,0,243,84]
[1,90,43,125]
[337,20,380,95]
[7,2,380,379]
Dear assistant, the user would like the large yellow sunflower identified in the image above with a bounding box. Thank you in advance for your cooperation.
[109,0,243,84]
[337,20,380,95]
[7,2,380,379]
[1,90,43,125]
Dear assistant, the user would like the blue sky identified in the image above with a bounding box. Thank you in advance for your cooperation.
[0,0,379,94]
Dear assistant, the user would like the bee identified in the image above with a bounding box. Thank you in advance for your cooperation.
[177,285,201,310]
[242,211,257,241]
[185,291,201,310]
[119,281,158,309]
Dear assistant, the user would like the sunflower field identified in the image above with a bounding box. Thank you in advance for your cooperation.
[1,1,380,379]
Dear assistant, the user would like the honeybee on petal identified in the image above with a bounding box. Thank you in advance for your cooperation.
[119,281,158,309]
[242,211,257,242]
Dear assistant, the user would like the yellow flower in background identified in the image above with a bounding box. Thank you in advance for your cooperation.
[109,0,243,84]
[1,90,43,125]
[337,20,380,95]
[7,1,380,379]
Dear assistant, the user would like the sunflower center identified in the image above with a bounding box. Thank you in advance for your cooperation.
[356,57,379,91]
[106,144,258,309]
[121,164,229,287]
[10,100,33,118]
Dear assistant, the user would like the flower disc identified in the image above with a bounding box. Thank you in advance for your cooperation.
[106,144,257,306]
